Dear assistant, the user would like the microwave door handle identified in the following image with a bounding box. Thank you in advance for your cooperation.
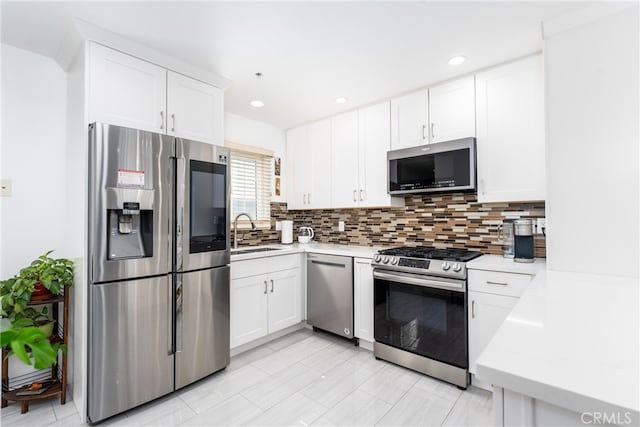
[176,157,185,272]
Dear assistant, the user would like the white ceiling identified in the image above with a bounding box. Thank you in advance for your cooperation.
[1,1,589,129]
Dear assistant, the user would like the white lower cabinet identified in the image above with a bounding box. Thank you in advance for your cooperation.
[231,255,302,348]
[354,257,374,343]
[468,291,518,376]
[468,268,534,391]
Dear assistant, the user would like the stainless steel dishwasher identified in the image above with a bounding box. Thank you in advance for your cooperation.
[306,253,354,340]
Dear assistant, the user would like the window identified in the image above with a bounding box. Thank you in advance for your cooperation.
[228,144,273,229]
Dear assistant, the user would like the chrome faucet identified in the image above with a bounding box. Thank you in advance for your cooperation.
[233,213,256,249]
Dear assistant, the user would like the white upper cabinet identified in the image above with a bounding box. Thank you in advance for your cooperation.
[286,126,311,210]
[286,119,331,210]
[390,90,429,150]
[475,55,545,202]
[89,43,222,145]
[358,102,399,207]
[167,71,223,144]
[331,111,360,208]
[428,75,476,143]
[307,119,332,209]
[89,43,167,134]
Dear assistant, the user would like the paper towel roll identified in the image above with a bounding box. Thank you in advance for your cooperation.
[281,220,293,244]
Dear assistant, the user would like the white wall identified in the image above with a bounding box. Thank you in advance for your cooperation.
[544,6,639,277]
[224,112,286,203]
[0,44,68,277]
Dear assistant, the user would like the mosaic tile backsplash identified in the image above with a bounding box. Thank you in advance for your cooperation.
[235,193,546,257]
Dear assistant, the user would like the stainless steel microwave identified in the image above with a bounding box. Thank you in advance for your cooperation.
[387,137,476,195]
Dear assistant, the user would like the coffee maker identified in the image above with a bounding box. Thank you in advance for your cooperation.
[514,219,535,263]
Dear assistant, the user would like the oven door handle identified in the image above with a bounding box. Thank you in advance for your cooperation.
[373,270,465,292]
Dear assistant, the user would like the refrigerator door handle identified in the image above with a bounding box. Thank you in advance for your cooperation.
[168,275,175,355]
[175,274,183,353]
[176,157,186,272]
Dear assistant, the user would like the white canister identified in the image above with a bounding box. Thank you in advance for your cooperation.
[281,220,293,244]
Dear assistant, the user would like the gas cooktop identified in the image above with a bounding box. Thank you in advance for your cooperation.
[378,246,483,262]
[372,246,483,279]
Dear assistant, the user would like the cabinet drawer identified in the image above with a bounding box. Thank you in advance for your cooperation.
[468,269,532,298]
[231,254,301,279]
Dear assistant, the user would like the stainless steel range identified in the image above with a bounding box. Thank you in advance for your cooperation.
[372,246,482,388]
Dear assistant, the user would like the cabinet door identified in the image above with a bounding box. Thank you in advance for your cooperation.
[89,43,167,134]
[268,268,302,333]
[167,71,223,144]
[286,126,311,210]
[475,55,545,202]
[468,290,518,375]
[429,75,476,143]
[331,111,360,208]
[353,258,374,342]
[359,102,394,207]
[308,119,332,209]
[230,274,268,348]
[390,90,429,149]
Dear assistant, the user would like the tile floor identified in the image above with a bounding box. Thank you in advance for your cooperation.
[1,329,493,426]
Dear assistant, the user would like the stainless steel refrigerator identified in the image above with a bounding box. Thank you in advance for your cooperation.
[87,123,230,423]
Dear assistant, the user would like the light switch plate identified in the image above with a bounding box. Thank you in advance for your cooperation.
[338,221,345,232]
[0,179,12,197]
[275,221,282,231]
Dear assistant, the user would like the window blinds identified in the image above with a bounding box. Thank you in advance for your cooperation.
[229,149,273,226]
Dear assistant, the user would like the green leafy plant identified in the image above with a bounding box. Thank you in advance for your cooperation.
[0,327,64,369]
[0,251,74,319]
[12,307,54,332]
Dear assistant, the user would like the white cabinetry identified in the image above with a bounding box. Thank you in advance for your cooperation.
[428,76,476,143]
[89,43,222,144]
[475,55,545,202]
[330,103,402,209]
[468,268,534,391]
[331,111,360,208]
[286,119,331,210]
[354,257,374,344]
[390,90,429,150]
[390,76,475,150]
[167,71,223,144]
[230,255,302,348]
[89,43,167,134]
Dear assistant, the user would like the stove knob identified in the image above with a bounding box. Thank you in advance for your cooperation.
[442,262,451,271]
[452,263,462,272]
[374,255,382,263]
[391,257,399,265]
[382,256,390,264]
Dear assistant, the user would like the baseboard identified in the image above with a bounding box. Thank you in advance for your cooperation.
[230,322,307,357]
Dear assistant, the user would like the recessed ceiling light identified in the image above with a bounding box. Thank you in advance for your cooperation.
[335,97,348,104]
[448,56,466,66]
[250,100,264,108]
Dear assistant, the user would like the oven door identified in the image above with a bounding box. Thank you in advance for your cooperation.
[373,269,468,369]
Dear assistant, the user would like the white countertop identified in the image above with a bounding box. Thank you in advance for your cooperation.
[467,254,546,275]
[476,269,640,416]
[230,242,382,262]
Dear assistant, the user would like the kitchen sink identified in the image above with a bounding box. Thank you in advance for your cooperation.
[231,247,282,255]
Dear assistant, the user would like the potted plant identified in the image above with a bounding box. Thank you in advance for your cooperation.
[0,327,62,369]
[0,251,73,370]
[11,307,55,338]
[0,251,74,318]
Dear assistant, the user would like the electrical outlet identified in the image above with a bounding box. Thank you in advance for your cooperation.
[536,218,546,235]
[0,179,12,197]
[275,221,282,231]
[338,221,345,232]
